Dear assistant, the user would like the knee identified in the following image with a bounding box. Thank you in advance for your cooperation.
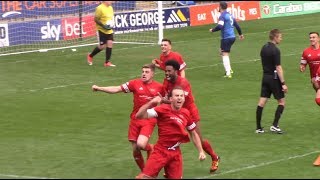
[98,45,105,50]
[137,141,147,150]
[315,98,320,106]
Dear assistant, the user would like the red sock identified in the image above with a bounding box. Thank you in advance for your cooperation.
[133,150,145,171]
[315,98,320,106]
[202,139,218,161]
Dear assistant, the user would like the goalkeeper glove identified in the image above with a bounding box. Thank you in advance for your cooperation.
[103,24,113,30]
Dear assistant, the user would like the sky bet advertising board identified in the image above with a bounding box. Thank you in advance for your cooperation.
[0,1,135,19]
[5,7,190,46]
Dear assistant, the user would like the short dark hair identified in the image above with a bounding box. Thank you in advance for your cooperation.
[219,1,228,10]
[165,59,180,71]
[309,32,319,36]
[161,38,172,45]
[269,29,281,40]
[142,63,156,72]
[168,86,184,97]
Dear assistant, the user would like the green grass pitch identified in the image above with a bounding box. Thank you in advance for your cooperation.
[0,13,320,178]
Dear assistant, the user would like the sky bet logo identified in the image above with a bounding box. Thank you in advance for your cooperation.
[166,9,187,23]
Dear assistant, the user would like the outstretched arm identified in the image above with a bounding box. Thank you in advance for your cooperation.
[233,20,244,40]
[135,96,162,119]
[180,69,186,78]
[152,59,161,69]
[92,85,122,94]
[209,24,223,32]
[189,130,206,161]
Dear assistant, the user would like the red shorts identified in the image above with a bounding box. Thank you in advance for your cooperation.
[128,118,157,142]
[142,144,183,179]
[185,103,200,122]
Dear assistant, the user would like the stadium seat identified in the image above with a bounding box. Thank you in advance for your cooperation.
[176,1,196,6]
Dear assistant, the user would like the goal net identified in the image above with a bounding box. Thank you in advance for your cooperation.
[0,1,164,56]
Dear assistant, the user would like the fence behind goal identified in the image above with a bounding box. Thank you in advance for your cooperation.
[0,1,165,56]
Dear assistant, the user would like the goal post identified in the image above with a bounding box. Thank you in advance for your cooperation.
[0,1,164,56]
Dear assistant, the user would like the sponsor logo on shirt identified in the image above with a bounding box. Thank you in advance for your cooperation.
[170,117,183,124]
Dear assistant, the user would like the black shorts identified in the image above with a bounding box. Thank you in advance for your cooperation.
[97,30,114,45]
[220,37,236,52]
[260,75,284,99]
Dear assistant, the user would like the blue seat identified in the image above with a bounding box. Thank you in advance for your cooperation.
[176,1,196,6]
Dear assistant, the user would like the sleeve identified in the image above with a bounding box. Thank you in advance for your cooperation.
[121,80,135,93]
[175,53,187,70]
[316,67,320,79]
[158,56,166,70]
[300,50,307,65]
[233,18,242,35]
[147,108,158,118]
[95,6,101,18]
[211,15,224,32]
[274,48,281,66]
[181,79,191,97]
[149,105,165,118]
[185,110,196,131]
[218,15,225,26]
[159,62,165,70]
[161,80,168,97]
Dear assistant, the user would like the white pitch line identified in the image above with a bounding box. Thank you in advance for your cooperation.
[0,173,56,179]
[197,150,320,179]
[27,58,256,92]
[27,52,298,92]
[1,24,318,64]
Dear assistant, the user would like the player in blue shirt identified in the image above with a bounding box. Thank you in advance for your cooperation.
[209,1,244,78]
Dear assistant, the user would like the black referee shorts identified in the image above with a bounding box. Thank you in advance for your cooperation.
[260,75,285,100]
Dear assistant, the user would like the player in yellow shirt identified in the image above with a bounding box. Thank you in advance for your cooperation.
[87,1,116,67]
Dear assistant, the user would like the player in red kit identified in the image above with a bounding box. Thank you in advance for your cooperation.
[315,66,320,105]
[135,86,206,179]
[161,59,220,174]
[152,38,187,77]
[300,32,320,105]
[91,64,163,172]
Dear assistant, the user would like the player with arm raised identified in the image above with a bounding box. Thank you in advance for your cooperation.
[161,60,220,174]
[152,38,187,78]
[209,1,244,78]
[91,64,163,172]
[135,86,206,179]
[300,32,320,105]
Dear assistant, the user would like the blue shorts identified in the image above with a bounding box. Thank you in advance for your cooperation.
[220,37,236,52]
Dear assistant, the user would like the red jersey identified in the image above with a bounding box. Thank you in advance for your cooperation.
[148,104,196,147]
[316,66,320,83]
[301,46,320,78]
[162,76,195,108]
[158,51,186,76]
[121,79,163,120]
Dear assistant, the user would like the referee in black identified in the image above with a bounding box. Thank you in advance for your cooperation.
[255,29,288,134]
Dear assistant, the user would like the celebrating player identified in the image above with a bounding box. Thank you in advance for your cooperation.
[300,32,320,105]
[135,86,206,179]
[161,60,220,173]
[91,64,163,171]
[152,38,187,77]
[209,1,244,78]
[315,67,320,105]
